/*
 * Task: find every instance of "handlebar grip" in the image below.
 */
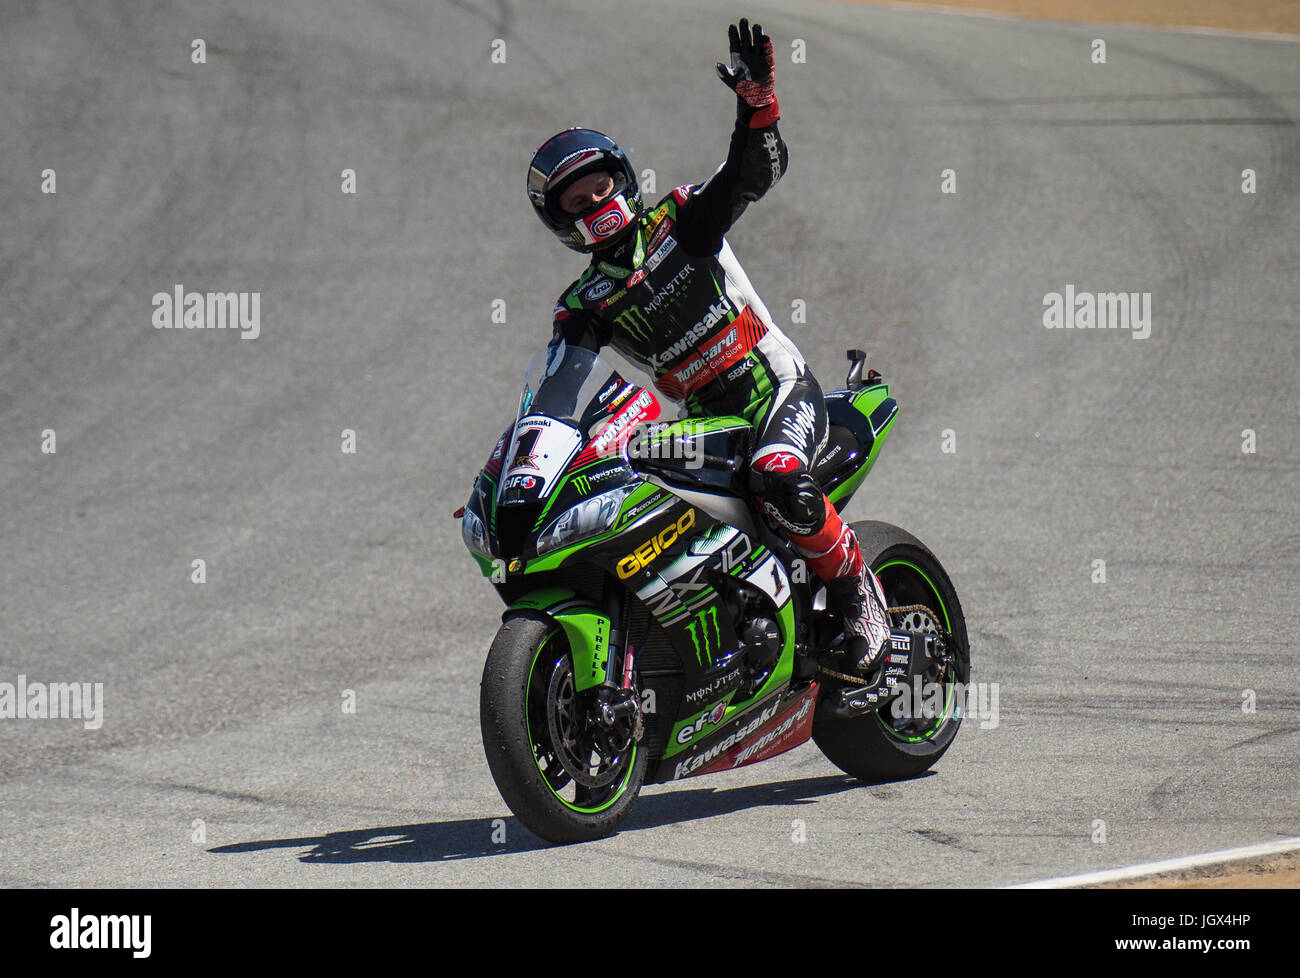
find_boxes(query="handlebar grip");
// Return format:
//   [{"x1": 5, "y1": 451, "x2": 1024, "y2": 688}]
[{"x1": 701, "y1": 454, "x2": 739, "y2": 471}]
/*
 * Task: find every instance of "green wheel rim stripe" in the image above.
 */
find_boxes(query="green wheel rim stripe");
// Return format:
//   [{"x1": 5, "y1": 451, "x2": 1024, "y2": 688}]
[
  {"x1": 524, "y1": 632, "x2": 637, "y2": 814},
  {"x1": 873, "y1": 558, "x2": 954, "y2": 743}
]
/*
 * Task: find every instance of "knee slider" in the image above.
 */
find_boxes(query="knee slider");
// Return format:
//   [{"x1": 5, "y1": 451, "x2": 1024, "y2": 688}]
[{"x1": 755, "y1": 469, "x2": 826, "y2": 536}]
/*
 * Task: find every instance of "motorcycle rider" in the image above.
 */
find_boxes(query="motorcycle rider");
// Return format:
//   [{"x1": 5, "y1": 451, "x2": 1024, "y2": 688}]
[{"x1": 526, "y1": 19, "x2": 891, "y2": 673}]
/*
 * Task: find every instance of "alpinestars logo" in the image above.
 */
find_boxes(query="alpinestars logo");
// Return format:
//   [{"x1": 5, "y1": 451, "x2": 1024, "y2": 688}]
[
  {"x1": 813, "y1": 523, "x2": 858, "y2": 579},
  {"x1": 762, "y1": 131, "x2": 783, "y2": 181},
  {"x1": 754, "y1": 452, "x2": 800, "y2": 473},
  {"x1": 763, "y1": 499, "x2": 817, "y2": 536}
]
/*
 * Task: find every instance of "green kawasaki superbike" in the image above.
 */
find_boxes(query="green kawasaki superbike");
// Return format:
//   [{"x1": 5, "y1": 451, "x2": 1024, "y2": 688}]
[{"x1": 458, "y1": 343, "x2": 969, "y2": 844}]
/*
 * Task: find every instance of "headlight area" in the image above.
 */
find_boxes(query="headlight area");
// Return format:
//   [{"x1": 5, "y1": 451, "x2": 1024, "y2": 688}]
[
  {"x1": 535, "y1": 486, "x2": 633, "y2": 557},
  {"x1": 461, "y1": 505, "x2": 492, "y2": 559}
]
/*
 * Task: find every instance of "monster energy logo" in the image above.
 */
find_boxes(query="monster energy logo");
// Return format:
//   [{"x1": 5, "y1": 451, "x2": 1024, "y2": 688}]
[
  {"x1": 685, "y1": 606, "x2": 721, "y2": 666},
  {"x1": 572, "y1": 474, "x2": 590, "y2": 494},
  {"x1": 615, "y1": 307, "x2": 654, "y2": 341}
]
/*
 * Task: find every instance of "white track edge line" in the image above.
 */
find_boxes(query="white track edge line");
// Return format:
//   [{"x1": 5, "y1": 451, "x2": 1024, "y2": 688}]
[{"x1": 1005, "y1": 836, "x2": 1300, "y2": 889}]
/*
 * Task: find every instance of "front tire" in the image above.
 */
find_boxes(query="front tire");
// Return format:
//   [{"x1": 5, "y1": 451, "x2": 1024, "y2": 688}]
[
  {"x1": 813, "y1": 521, "x2": 971, "y2": 781},
  {"x1": 480, "y1": 613, "x2": 647, "y2": 844}
]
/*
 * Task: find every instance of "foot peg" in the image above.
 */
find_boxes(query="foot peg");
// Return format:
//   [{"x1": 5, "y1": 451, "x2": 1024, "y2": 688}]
[{"x1": 819, "y1": 629, "x2": 932, "y2": 718}]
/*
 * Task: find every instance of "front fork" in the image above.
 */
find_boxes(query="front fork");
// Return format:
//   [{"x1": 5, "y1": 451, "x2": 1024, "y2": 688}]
[{"x1": 591, "y1": 581, "x2": 644, "y2": 744}]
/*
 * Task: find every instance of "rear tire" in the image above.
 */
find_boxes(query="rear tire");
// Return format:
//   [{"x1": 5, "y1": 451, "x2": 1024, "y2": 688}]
[
  {"x1": 812, "y1": 521, "x2": 971, "y2": 781},
  {"x1": 480, "y1": 613, "x2": 647, "y2": 844}
]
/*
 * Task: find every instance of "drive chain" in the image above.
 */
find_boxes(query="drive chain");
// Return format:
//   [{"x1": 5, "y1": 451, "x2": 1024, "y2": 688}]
[{"x1": 816, "y1": 604, "x2": 945, "y2": 685}]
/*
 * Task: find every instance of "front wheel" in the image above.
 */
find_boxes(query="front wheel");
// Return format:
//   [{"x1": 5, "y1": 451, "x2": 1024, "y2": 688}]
[
  {"x1": 479, "y1": 613, "x2": 647, "y2": 844},
  {"x1": 812, "y1": 521, "x2": 971, "y2": 781}
]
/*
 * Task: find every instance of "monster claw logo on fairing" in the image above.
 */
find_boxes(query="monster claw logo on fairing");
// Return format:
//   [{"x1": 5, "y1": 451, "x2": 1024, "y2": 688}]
[{"x1": 684, "y1": 605, "x2": 721, "y2": 666}]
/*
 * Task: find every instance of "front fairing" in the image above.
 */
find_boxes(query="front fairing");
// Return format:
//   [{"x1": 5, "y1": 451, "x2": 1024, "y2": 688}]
[{"x1": 464, "y1": 343, "x2": 662, "y2": 569}]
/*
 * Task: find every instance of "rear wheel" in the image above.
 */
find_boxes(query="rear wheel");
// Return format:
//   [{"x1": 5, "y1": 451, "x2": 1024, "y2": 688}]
[
  {"x1": 812, "y1": 521, "x2": 971, "y2": 781},
  {"x1": 480, "y1": 613, "x2": 647, "y2": 844}
]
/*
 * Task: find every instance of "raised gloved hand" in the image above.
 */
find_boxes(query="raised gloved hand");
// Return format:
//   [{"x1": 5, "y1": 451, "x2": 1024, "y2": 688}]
[{"x1": 715, "y1": 18, "x2": 775, "y2": 109}]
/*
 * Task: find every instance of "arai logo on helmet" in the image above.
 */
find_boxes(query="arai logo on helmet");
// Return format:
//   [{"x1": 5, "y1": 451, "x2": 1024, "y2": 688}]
[{"x1": 584, "y1": 279, "x2": 614, "y2": 301}]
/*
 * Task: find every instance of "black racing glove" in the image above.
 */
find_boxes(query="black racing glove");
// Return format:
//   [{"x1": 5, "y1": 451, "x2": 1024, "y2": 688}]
[{"x1": 715, "y1": 18, "x2": 776, "y2": 111}]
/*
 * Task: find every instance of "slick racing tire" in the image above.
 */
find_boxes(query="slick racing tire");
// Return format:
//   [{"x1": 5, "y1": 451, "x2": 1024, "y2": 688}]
[
  {"x1": 480, "y1": 613, "x2": 648, "y2": 845},
  {"x1": 812, "y1": 521, "x2": 971, "y2": 782}
]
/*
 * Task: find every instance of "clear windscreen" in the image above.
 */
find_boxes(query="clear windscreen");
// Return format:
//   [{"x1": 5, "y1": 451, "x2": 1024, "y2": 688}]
[
  {"x1": 498, "y1": 342, "x2": 653, "y2": 506},
  {"x1": 516, "y1": 341, "x2": 620, "y2": 426}
]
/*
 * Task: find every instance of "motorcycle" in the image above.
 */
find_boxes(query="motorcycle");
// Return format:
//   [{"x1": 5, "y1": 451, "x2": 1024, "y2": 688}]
[{"x1": 458, "y1": 342, "x2": 969, "y2": 844}]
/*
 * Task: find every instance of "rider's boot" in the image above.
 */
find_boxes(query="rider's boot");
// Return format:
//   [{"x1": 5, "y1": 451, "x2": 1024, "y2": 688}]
[
  {"x1": 825, "y1": 564, "x2": 891, "y2": 674},
  {"x1": 790, "y1": 499, "x2": 891, "y2": 674}
]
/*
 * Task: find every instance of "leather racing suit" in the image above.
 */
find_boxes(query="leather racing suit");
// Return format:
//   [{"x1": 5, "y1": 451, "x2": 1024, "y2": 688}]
[{"x1": 548, "y1": 100, "x2": 871, "y2": 612}]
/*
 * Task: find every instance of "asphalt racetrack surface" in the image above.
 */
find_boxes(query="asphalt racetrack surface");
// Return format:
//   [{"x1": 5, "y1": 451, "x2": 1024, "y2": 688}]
[{"x1": 2, "y1": 0, "x2": 1297, "y2": 887}]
